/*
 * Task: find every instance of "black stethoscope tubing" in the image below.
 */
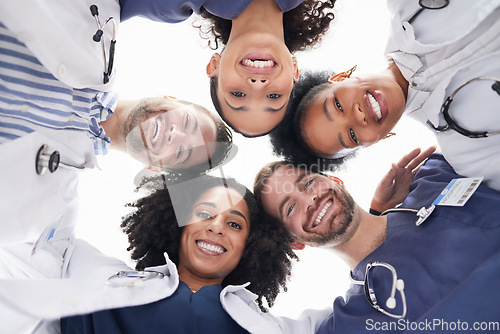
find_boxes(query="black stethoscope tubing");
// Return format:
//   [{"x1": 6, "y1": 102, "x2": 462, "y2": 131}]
[
  {"x1": 427, "y1": 77, "x2": 500, "y2": 138},
  {"x1": 408, "y1": 0, "x2": 449, "y2": 24},
  {"x1": 90, "y1": 5, "x2": 116, "y2": 84}
]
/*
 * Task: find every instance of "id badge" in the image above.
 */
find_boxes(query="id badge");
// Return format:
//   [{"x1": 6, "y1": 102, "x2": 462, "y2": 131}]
[{"x1": 416, "y1": 177, "x2": 483, "y2": 226}]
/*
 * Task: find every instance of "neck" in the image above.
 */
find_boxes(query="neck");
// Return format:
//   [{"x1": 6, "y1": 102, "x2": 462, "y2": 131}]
[
  {"x1": 99, "y1": 99, "x2": 132, "y2": 151},
  {"x1": 330, "y1": 209, "x2": 387, "y2": 271},
  {"x1": 178, "y1": 267, "x2": 223, "y2": 292},
  {"x1": 386, "y1": 61, "x2": 409, "y2": 99},
  {"x1": 229, "y1": 0, "x2": 284, "y2": 41}
]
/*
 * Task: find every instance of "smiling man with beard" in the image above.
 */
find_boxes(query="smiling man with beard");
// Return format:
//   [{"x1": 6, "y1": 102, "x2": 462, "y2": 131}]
[
  {"x1": 101, "y1": 96, "x2": 231, "y2": 173},
  {"x1": 254, "y1": 150, "x2": 500, "y2": 333}
]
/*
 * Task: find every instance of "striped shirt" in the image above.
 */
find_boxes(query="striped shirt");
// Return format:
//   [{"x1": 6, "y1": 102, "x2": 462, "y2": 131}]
[{"x1": 0, "y1": 22, "x2": 118, "y2": 155}]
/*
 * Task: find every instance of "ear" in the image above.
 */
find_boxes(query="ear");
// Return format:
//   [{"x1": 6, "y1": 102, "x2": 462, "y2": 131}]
[
  {"x1": 290, "y1": 240, "x2": 306, "y2": 250},
  {"x1": 292, "y1": 56, "x2": 299, "y2": 82},
  {"x1": 206, "y1": 53, "x2": 221, "y2": 78}
]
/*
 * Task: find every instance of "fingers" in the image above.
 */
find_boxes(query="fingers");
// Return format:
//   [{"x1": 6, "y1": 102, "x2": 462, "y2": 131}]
[
  {"x1": 396, "y1": 147, "x2": 421, "y2": 169},
  {"x1": 411, "y1": 146, "x2": 437, "y2": 175},
  {"x1": 397, "y1": 146, "x2": 437, "y2": 171},
  {"x1": 378, "y1": 163, "x2": 398, "y2": 187}
]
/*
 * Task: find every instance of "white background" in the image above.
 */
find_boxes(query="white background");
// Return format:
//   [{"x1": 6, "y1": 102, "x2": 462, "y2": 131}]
[{"x1": 76, "y1": 0, "x2": 438, "y2": 318}]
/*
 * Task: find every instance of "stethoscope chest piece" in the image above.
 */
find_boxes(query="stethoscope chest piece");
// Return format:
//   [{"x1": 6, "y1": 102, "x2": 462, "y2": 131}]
[
  {"x1": 419, "y1": 0, "x2": 449, "y2": 9},
  {"x1": 36, "y1": 145, "x2": 60, "y2": 175}
]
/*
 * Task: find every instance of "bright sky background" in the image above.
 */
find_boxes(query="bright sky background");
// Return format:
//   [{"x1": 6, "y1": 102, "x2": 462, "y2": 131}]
[{"x1": 76, "y1": 0, "x2": 438, "y2": 318}]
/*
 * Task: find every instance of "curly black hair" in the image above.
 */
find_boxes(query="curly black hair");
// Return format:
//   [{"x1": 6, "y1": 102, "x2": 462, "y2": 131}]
[
  {"x1": 196, "y1": 0, "x2": 336, "y2": 53},
  {"x1": 269, "y1": 70, "x2": 356, "y2": 172},
  {"x1": 121, "y1": 175, "x2": 297, "y2": 312}
]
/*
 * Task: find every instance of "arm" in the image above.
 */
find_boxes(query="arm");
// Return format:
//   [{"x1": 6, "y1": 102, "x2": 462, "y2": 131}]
[{"x1": 370, "y1": 146, "x2": 436, "y2": 214}]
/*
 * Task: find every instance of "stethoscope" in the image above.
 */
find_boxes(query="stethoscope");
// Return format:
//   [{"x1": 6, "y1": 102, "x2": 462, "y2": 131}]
[
  {"x1": 348, "y1": 203, "x2": 441, "y2": 319},
  {"x1": 427, "y1": 77, "x2": 500, "y2": 138},
  {"x1": 90, "y1": 5, "x2": 116, "y2": 84},
  {"x1": 106, "y1": 270, "x2": 165, "y2": 288},
  {"x1": 407, "y1": 0, "x2": 449, "y2": 24},
  {"x1": 35, "y1": 145, "x2": 86, "y2": 175},
  {"x1": 350, "y1": 262, "x2": 407, "y2": 319}
]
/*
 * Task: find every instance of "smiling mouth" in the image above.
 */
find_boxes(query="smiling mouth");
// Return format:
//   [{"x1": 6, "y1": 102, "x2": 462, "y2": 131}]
[
  {"x1": 367, "y1": 92, "x2": 382, "y2": 122},
  {"x1": 313, "y1": 200, "x2": 333, "y2": 228},
  {"x1": 240, "y1": 54, "x2": 277, "y2": 74},
  {"x1": 241, "y1": 58, "x2": 276, "y2": 68},
  {"x1": 196, "y1": 241, "x2": 226, "y2": 254}
]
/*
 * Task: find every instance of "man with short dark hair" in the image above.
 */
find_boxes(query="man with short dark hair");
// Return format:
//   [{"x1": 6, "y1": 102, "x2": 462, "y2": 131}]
[{"x1": 254, "y1": 151, "x2": 500, "y2": 333}]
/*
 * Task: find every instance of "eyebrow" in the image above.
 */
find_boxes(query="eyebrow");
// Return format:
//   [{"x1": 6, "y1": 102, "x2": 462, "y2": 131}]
[
  {"x1": 224, "y1": 98, "x2": 286, "y2": 113},
  {"x1": 230, "y1": 210, "x2": 249, "y2": 224},
  {"x1": 324, "y1": 97, "x2": 349, "y2": 149},
  {"x1": 194, "y1": 202, "x2": 249, "y2": 224},
  {"x1": 224, "y1": 98, "x2": 249, "y2": 112},
  {"x1": 179, "y1": 146, "x2": 193, "y2": 165},
  {"x1": 191, "y1": 116, "x2": 199, "y2": 135},
  {"x1": 338, "y1": 133, "x2": 349, "y2": 149},
  {"x1": 278, "y1": 171, "x2": 308, "y2": 221},
  {"x1": 323, "y1": 98, "x2": 334, "y2": 121}
]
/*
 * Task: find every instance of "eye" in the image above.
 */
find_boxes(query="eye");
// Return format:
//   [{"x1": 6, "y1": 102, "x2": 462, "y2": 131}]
[
  {"x1": 184, "y1": 114, "x2": 190, "y2": 129},
  {"x1": 228, "y1": 221, "x2": 242, "y2": 230},
  {"x1": 267, "y1": 93, "x2": 281, "y2": 99},
  {"x1": 176, "y1": 145, "x2": 183, "y2": 159},
  {"x1": 304, "y1": 178, "x2": 314, "y2": 190},
  {"x1": 349, "y1": 129, "x2": 358, "y2": 144},
  {"x1": 231, "y1": 92, "x2": 246, "y2": 98},
  {"x1": 286, "y1": 204, "x2": 295, "y2": 217},
  {"x1": 196, "y1": 211, "x2": 212, "y2": 220},
  {"x1": 334, "y1": 97, "x2": 343, "y2": 112}
]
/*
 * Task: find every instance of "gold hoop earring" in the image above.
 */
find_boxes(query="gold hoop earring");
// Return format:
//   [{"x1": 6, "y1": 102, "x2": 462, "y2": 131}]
[{"x1": 384, "y1": 132, "x2": 396, "y2": 140}]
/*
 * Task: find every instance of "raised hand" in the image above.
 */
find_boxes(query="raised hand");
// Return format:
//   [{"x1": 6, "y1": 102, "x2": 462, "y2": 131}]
[{"x1": 370, "y1": 146, "x2": 437, "y2": 214}]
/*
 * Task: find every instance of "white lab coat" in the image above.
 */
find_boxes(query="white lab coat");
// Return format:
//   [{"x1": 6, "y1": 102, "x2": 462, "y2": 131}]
[
  {"x1": 386, "y1": 0, "x2": 500, "y2": 190},
  {"x1": 0, "y1": 0, "x2": 120, "y2": 90},
  {"x1": 0, "y1": 131, "x2": 97, "y2": 282},
  {"x1": 0, "y1": 239, "x2": 331, "y2": 334}
]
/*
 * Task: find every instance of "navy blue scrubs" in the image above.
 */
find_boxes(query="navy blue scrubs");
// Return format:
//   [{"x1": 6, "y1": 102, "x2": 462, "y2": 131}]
[
  {"x1": 61, "y1": 281, "x2": 248, "y2": 334},
  {"x1": 317, "y1": 154, "x2": 500, "y2": 333}
]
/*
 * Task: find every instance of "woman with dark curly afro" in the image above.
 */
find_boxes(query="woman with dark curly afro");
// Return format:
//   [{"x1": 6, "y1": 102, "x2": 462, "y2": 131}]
[
  {"x1": 201, "y1": 0, "x2": 336, "y2": 137},
  {"x1": 59, "y1": 175, "x2": 331, "y2": 334}
]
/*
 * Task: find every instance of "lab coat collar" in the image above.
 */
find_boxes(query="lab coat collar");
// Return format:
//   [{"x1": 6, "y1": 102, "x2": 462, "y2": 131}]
[{"x1": 0, "y1": 240, "x2": 179, "y2": 319}]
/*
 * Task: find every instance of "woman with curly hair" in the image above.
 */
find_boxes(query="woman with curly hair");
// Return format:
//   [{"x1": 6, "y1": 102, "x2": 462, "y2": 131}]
[
  {"x1": 267, "y1": 0, "x2": 500, "y2": 192},
  {"x1": 202, "y1": 0, "x2": 336, "y2": 137},
  {"x1": 52, "y1": 175, "x2": 329, "y2": 333}
]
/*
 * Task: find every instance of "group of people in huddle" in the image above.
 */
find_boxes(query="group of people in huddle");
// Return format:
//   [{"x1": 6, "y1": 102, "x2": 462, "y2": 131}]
[{"x1": 1, "y1": 0, "x2": 500, "y2": 333}]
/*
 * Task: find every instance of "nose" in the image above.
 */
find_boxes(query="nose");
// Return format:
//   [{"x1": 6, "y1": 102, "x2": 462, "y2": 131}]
[
  {"x1": 207, "y1": 215, "x2": 224, "y2": 235},
  {"x1": 353, "y1": 105, "x2": 367, "y2": 126},
  {"x1": 247, "y1": 77, "x2": 269, "y2": 88},
  {"x1": 305, "y1": 193, "x2": 319, "y2": 214},
  {"x1": 167, "y1": 124, "x2": 186, "y2": 144}
]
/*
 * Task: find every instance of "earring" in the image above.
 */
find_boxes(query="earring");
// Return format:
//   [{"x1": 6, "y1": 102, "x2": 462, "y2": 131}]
[
  {"x1": 290, "y1": 240, "x2": 306, "y2": 250},
  {"x1": 328, "y1": 65, "x2": 357, "y2": 83},
  {"x1": 327, "y1": 175, "x2": 344, "y2": 186},
  {"x1": 384, "y1": 132, "x2": 396, "y2": 140}
]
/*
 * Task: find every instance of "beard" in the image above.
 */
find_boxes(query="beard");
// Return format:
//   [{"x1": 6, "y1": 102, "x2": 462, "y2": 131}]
[
  {"x1": 301, "y1": 187, "x2": 355, "y2": 247},
  {"x1": 123, "y1": 101, "x2": 159, "y2": 165}
]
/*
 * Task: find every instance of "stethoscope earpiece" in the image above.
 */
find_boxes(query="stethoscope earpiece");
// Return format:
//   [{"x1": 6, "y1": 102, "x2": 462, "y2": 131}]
[{"x1": 89, "y1": 4, "x2": 116, "y2": 84}]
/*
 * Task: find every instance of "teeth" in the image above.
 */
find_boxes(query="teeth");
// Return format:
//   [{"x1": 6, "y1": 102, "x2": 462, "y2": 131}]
[
  {"x1": 152, "y1": 117, "x2": 160, "y2": 141},
  {"x1": 368, "y1": 93, "x2": 382, "y2": 121},
  {"x1": 242, "y1": 59, "x2": 274, "y2": 68},
  {"x1": 315, "y1": 201, "x2": 332, "y2": 226},
  {"x1": 197, "y1": 241, "x2": 224, "y2": 254}
]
